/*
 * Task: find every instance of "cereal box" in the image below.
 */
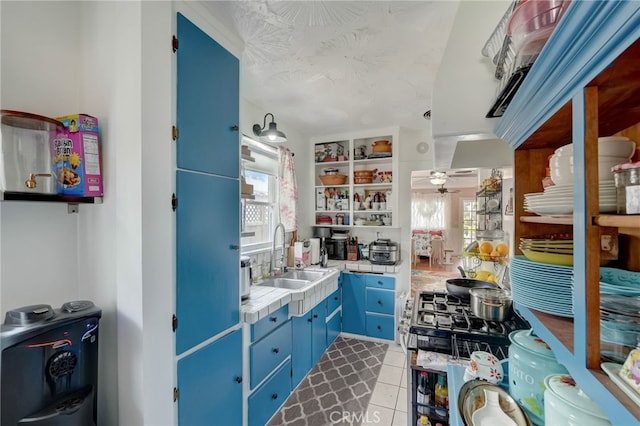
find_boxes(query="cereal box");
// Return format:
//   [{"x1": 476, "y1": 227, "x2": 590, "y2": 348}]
[{"x1": 53, "y1": 114, "x2": 103, "y2": 196}]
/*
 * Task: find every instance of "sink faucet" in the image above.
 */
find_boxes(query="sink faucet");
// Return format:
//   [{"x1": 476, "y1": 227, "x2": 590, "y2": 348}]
[{"x1": 271, "y1": 223, "x2": 287, "y2": 276}]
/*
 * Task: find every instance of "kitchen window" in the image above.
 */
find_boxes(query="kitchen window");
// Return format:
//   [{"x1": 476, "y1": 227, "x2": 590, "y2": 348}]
[
  {"x1": 241, "y1": 137, "x2": 278, "y2": 252},
  {"x1": 461, "y1": 198, "x2": 477, "y2": 251}
]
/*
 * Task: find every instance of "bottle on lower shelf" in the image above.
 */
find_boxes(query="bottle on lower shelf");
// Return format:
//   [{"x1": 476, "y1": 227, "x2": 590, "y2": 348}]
[{"x1": 416, "y1": 371, "x2": 432, "y2": 416}]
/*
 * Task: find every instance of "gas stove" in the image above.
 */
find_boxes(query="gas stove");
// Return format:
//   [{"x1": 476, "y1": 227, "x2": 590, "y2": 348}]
[{"x1": 408, "y1": 291, "x2": 529, "y2": 360}]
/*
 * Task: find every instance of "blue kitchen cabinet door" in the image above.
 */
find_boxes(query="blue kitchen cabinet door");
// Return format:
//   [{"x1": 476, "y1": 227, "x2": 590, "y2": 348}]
[
  {"x1": 291, "y1": 312, "x2": 313, "y2": 388},
  {"x1": 311, "y1": 301, "x2": 328, "y2": 366},
  {"x1": 342, "y1": 273, "x2": 366, "y2": 335},
  {"x1": 175, "y1": 170, "x2": 239, "y2": 354},
  {"x1": 176, "y1": 13, "x2": 239, "y2": 178},
  {"x1": 326, "y1": 312, "x2": 341, "y2": 347},
  {"x1": 177, "y1": 329, "x2": 242, "y2": 425}
]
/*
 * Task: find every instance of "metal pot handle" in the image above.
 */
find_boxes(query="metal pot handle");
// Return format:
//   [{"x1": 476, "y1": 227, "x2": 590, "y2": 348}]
[{"x1": 481, "y1": 300, "x2": 505, "y2": 308}]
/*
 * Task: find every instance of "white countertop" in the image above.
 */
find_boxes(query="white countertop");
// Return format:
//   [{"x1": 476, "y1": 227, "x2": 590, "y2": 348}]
[
  {"x1": 241, "y1": 268, "x2": 341, "y2": 323},
  {"x1": 325, "y1": 259, "x2": 402, "y2": 274}
]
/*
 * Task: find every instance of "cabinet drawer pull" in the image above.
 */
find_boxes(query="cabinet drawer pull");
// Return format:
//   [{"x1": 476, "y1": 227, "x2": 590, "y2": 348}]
[
  {"x1": 377, "y1": 280, "x2": 383, "y2": 285},
  {"x1": 307, "y1": 318, "x2": 313, "y2": 323},
  {"x1": 235, "y1": 376, "x2": 242, "y2": 383},
  {"x1": 377, "y1": 325, "x2": 382, "y2": 330},
  {"x1": 272, "y1": 347, "x2": 280, "y2": 354},
  {"x1": 229, "y1": 244, "x2": 240, "y2": 251},
  {"x1": 313, "y1": 314, "x2": 318, "y2": 318},
  {"x1": 272, "y1": 393, "x2": 278, "y2": 400},
  {"x1": 377, "y1": 300, "x2": 382, "y2": 305},
  {"x1": 334, "y1": 296, "x2": 339, "y2": 300},
  {"x1": 269, "y1": 317, "x2": 277, "y2": 322}
]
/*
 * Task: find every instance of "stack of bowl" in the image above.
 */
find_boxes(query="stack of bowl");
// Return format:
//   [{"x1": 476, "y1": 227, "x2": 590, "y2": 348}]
[{"x1": 550, "y1": 136, "x2": 636, "y2": 185}]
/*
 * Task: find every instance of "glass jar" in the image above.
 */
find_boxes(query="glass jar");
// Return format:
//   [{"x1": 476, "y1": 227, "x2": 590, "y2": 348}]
[{"x1": 613, "y1": 161, "x2": 640, "y2": 214}]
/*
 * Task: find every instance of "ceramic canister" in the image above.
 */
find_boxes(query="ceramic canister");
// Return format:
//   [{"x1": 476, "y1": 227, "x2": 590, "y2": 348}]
[
  {"x1": 543, "y1": 374, "x2": 611, "y2": 425},
  {"x1": 508, "y1": 330, "x2": 569, "y2": 425}
]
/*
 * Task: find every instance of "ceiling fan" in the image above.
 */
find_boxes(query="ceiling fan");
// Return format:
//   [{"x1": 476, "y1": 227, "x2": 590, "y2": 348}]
[{"x1": 433, "y1": 183, "x2": 461, "y2": 194}]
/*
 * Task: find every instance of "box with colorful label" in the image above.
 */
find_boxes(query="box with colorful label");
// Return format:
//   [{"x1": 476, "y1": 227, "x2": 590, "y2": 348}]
[{"x1": 53, "y1": 114, "x2": 103, "y2": 196}]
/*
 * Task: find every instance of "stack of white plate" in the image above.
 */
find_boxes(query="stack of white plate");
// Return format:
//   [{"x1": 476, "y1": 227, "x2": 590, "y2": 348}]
[
  {"x1": 524, "y1": 180, "x2": 617, "y2": 216},
  {"x1": 510, "y1": 256, "x2": 573, "y2": 317}
]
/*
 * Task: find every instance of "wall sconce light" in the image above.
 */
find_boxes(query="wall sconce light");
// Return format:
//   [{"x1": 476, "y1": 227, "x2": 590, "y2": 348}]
[{"x1": 252, "y1": 113, "x2": 287, "y2": 143}]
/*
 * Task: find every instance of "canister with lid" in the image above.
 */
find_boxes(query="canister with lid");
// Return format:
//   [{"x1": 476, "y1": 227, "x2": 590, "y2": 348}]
[
  {"x1": 613, "y1": 161, "x2": 640, "y2": 214},
  {"x1": 543, "y1": 374, "x2": 611, "y2": 425},
  {"x1": 508, "y1": 329, "x2": 568, "y2": 425}
]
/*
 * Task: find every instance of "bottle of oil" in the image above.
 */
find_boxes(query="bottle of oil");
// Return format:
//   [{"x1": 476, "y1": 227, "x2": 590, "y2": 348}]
[{"x1": 434, "y1": 375, "x2": 449, "y2": 410}]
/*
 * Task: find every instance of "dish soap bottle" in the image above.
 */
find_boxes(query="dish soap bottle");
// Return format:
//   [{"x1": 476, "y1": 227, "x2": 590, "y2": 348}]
[{"x1": 416, "y1": 371, "x2": 431, "y2": 416}]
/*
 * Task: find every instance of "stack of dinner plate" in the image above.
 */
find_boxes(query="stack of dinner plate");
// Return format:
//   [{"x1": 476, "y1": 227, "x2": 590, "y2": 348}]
[
  {"x1": 519, "y1": 234, "x2": 573, "y2": 266},
  {"x1": 510, "y1": 255, "x2": 573, "y2": 317},
  {"x1": 524, "y1": 180, "x2": 617, "y2": 216}
]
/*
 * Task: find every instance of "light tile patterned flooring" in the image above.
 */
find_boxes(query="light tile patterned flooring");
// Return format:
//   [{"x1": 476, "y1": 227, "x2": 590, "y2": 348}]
[{"x1": 270, "y1": 337, "x2": 408, "y2": 426}]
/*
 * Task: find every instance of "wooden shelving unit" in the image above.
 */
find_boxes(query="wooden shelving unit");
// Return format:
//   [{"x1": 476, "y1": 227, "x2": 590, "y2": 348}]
[{"x1": 494, "y1": 3, "x2": 640, "y2": 423}]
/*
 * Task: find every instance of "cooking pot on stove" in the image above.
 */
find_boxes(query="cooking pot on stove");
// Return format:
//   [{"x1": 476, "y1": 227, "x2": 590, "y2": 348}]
[
  {"x1": 508, "y1": 329, "x2": 569, "y2": 426},
  {"x1": 469, "y1": 288, "x2": 513, "y2": 321},
  {"x1": 446, "y1": 278, "x2": 495, "y2": 300}
]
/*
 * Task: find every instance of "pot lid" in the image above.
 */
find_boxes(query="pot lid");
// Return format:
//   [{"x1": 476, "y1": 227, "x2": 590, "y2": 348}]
[
  {"x1": 509, "y1": 330, "x2": 557, "y2": 359},
  {"x1": 544, "y1": 374, "x2": 609, "y2": 419}
]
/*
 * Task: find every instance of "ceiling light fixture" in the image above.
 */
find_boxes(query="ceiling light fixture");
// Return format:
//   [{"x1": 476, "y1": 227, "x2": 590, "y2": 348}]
[
  {"x1": 430, "y1": 177, "x2": 447, "y2": 185},
  {"x1": 252, "y1": 113, "x2": 287, "y2": 143}
]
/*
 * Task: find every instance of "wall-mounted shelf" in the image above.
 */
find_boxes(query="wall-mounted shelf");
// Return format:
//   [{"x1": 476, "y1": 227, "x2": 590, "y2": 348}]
[{"x1": 0, "y1": 191, "x2": 103, "y2": 204}]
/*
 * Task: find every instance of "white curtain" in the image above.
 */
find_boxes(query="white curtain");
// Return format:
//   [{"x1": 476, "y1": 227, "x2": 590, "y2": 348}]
[
  {"x1": 278, "y1": 146, "x2": 297, "y2": 231},
  {"x1": 411, "y1": 191, "x2": 451, "y2": 229}
]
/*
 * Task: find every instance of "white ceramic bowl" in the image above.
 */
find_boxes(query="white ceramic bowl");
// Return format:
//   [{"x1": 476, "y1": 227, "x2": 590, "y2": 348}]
[
  {"x1": 550, "y1": 153, "x2": 630, "y2": 184},
  {"x1": 554, "y1": 137, "x2": 636, "y2": 158}
]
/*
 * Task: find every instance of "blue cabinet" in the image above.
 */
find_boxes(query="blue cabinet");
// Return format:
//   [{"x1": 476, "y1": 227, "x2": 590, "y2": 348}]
[
  {"x1": 311, "y1": 301, "x2": 328, "y2": 366},
  {"x1": 250, "y1": 320, "x2": 292, "y2": 389},
  {"x1": 177, "y1": 329, "x2": 242, "y2": 426},
  {"x1": 342, "y1": 273, "x2": 366, "y2": 335},
  {"x1": 175, "y1": 170, "x2": 239, "y2": 354},
  {"x1": 343, "y1": 272, "x2": 395, "y2": 341},
  {"x1": 176, "y1": 12, "x2": 239, "y2": 178},
  {"x1": 248, "y1": 360, "x2": 291, "y2": 426},
  {"x1": 175, "y1": 13, "x2": 242, "y2": 423},
  {"x1": 291, "y1": 312, "x2": 313, "y2": 388},
  {"x1": 326, "y1": 288, "x2": 342, "y2": 347}
]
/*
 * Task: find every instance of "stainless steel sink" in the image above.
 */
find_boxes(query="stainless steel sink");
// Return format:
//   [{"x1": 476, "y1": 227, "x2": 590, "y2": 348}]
[
  {"x1": 261, "y1": 277, "x2": 311, "y2": 290},
  {"x1": 281, "y1": 270, "x2": 326, "y2": 281}
]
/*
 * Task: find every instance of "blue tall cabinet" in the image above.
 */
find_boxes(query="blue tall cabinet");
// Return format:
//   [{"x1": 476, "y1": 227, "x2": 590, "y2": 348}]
[{"x1": 174, "y1": 12, "x2": 242, "y2": 425}]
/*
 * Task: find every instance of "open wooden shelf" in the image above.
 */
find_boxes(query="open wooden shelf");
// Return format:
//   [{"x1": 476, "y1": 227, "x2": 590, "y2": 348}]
[{"x1": 520, "y1": 215, "x2": 573, "y2": 225}]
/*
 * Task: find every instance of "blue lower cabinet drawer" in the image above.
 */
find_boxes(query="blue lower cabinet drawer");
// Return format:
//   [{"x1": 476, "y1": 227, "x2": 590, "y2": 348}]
[
  {"x1": 366, "y1": 313, "x2": 394, "y2": 340},
  {"x1": 365, "y1": 275, "x2": 395, "y2": 290},
  {"x1": 250, "y1": 320, "x2": 292, "y2": 388},
  {"x1": 251, "y1": 305, "x2": 289, "y2": 342},
  {"x1": 327, "y1": 288, "x2": 341, "y2": 314},
  {"x1": 365, "y1": 288, "x2": 394, "y2": 315},
  {"x1": 248, "y1": 360, "x2": 292, "y2": 426}
]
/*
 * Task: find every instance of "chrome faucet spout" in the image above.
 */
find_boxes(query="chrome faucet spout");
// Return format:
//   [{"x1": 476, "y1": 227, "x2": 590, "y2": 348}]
[{"x1": 271, "y1": 223, "x2": 287, "y2": 276}]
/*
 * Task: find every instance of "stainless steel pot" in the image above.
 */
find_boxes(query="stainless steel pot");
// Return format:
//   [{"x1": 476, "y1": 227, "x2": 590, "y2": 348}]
[{"x1": 468, "y1": 287, "x2": 512, "y2": 321}]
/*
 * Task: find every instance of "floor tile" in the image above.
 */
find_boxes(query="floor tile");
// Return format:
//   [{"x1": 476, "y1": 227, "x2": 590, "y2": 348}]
[
  {"x1": 383, "y1": 349, "x2": 406, "y2": 368},
  {"x1": 387, "y1": 343, "x2": 404, "y2": 353},
  {"x1": 363, "y1": 404, "x2": 394, "y2": 425},
  {"x1": 391, "y1": 410, "x2": 408, "y2": 426},
  {"x1": 377, "y1": 364, "x2": 404, "y2": 387},
  {"x1": 395, "y1": 386, "x2": 408, "y2": 412},
  {"x1": 369, "y1": 382, "x2": 400, "y2": 409}
]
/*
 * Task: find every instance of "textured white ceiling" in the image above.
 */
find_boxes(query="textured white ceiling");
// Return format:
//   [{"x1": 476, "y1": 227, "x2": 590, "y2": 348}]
[{"x1": 200, "y1": 1, "x2": 459, "y2": 136}]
